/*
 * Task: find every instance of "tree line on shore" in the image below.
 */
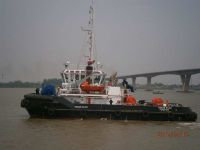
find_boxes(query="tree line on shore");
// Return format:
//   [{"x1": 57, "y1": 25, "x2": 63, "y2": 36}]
[
  {"x1": 0, "y1": 78, "x2": 62, "y2": 88},
  {"x1": 0, "y1": 78, "x2": 200, "y2": 90}
]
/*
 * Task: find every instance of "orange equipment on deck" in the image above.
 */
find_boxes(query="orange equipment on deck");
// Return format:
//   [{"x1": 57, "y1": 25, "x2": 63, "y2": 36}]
[
  {"x1": 125, "y1": 96, "x2": 136, "y2": 105},
  {"x1": 80, "y1": 81, "x2": 105, "y2": 93},
  {"x1": 152, "y1": 97, "x2": 164, "y2": 106}
]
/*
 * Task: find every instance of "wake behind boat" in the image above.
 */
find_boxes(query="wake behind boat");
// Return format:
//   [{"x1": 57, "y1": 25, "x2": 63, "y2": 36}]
[{"x1": 21, "y1": 1, "x2": 197, "y2": 121}]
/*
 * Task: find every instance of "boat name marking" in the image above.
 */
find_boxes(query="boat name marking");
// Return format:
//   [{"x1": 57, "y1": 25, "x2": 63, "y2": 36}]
[{"x1": 74, "y1": 106, "x2": 88, "y2": 109}]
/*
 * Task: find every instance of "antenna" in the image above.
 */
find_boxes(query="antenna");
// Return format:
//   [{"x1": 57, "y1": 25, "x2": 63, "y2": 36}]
[{"x1": 81, "y1": 0, "x2": 95, "y2": 63}]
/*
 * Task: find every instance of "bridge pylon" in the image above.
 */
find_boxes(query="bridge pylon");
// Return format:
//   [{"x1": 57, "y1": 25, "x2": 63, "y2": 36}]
[
  {"x1": 146, "y1": 76, "x2": 152, "y2": 91},
  {"x1": 180, "y1": 74, "x2": 191, "y2": 92},
  {"x1": 131, "y1": 77, "x2": 136, "y2": 90}
]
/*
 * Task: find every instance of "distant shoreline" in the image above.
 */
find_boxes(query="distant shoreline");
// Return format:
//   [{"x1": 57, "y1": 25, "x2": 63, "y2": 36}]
[
  {"x1": 0, "y1": 78, "x2": 62, "y2": 88},
  {"x1": 0, "y1": 79, "x2": 200, "y2": 90},
  {"x1": 0, "y1": 81, "x2": 41, "y2": 88}
]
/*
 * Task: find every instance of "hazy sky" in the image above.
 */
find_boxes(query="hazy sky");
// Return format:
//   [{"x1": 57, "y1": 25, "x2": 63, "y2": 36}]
[{"x1": 1, "y1": 0, "x2": 200, "y2": 84}]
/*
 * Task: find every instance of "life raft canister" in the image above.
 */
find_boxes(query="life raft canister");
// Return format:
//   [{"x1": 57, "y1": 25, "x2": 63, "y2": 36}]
[
  {"x1": 125, "y1": 96, "x2": 136, "y2": 105},
  {"x1": 151, "y1": 97, "x2": 164, "y2": 106}
]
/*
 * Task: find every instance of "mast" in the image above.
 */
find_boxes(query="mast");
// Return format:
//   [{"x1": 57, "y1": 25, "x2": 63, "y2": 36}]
[
  {"x1": 82, "y1": 0, "x2": 95, "y2": 65},
  {"x1": 88, "y1": 0, "x2": 94, "y2": 60}
]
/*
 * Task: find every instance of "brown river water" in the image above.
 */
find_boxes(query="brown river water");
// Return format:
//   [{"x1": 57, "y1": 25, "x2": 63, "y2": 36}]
[{"x1": 0, "y1": 88, "x2": 200, "y2": 150}]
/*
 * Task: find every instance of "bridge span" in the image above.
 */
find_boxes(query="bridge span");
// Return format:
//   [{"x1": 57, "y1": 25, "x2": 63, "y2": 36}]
[{"x1": 117, "y1": 68, "x2": 200, "y2": 92}]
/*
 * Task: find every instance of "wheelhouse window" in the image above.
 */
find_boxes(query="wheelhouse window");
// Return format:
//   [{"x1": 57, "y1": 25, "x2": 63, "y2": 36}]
[
  {"x1": 75, "y1": 73, "x2": 79, "y2": 80},
  {"x1": 65, "y1": 74, "x2": 68, "y2": 83},
  {"x1": 94, "y1": 75, "x2": 101, "y2": 84}
]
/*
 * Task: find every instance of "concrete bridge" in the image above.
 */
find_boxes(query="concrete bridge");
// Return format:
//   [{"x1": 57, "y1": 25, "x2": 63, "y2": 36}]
[{"x1": 117, "y1": 68, "x2": 200, "y2": 92}]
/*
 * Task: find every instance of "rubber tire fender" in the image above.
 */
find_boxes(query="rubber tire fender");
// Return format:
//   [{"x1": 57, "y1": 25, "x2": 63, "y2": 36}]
[
  {"x1": 80, "y1": 110, "x2": 87, "y2": 118},
  {"x1": 22, "y1": 99, "x2": 29, "y2": 107},
  {"x1": 114, "y1": 111, "x2": 121, "y2": 118},
  {"x1": 142, "y1": 111, "x2": 149, "y2": 119},
  {"x1": 47, "y1": 107, "x2": 55, "y2": 117},
  {"x1": 168, "y1": 113, "x2": 174, "y2": 120}
]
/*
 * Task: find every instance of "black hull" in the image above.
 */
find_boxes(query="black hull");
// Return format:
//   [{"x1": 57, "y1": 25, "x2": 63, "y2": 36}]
[{"x1": 21, "y1": 94, "x2": 197, "y2": 121}]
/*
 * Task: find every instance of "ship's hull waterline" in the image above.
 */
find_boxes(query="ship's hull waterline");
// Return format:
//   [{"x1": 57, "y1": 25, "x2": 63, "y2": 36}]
[{"x1": 21, "y1": 94, "x2": 197, "y2": 121}]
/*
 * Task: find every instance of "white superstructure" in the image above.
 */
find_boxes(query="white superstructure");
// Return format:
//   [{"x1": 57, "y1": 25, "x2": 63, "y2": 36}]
[{"x1": 58, "y1": 0, "x2": 131, "y2": 105}]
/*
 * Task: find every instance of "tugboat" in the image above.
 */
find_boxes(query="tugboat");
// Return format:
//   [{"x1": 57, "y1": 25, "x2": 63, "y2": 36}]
[{"x1": 21, "y1": 1, "x2": 197, "y2": 121}]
